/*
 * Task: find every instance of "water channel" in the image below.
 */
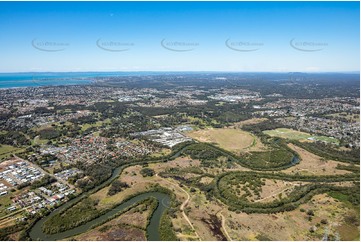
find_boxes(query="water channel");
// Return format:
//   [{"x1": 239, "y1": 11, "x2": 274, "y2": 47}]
[{"x1": 29, "y1": 192, "x2": 170, "y2": 241}]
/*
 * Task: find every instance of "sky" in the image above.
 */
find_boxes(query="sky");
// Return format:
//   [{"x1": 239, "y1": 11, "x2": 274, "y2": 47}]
[{"x1": 0, "y1": 1, "x2": 359, "y2": 72}]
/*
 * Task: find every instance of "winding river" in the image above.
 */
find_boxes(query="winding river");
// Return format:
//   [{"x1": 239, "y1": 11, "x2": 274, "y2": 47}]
[
  {"x1": 29, "y1": 192, "x2": 170, "y2": 241},
  {"x1": 27, "y1": 142, "x2": 300, "y2": 240},
  {"x1": 27, "y1": 145, "x2": 189, "y2": 241}
]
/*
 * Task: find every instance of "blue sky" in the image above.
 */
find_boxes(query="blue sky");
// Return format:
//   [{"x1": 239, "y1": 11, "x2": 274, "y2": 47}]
[{"x1": 0, "y1": 1, "x2": 359, "y2": 72}]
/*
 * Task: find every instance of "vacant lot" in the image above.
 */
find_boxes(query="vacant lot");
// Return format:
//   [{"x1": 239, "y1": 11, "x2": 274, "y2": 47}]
[
  {"x1": 187, "y1": 128, "x2": 259, "y2": 153},
  {"x1": 263, "y1": 128, "x2": 339, "y2": 145},
  {"x1": 151, "y1": 156, "x2": 201, "y2": 174},
  {"x1": 285, "y1": 144, "x2": 354, "y2": 176}
]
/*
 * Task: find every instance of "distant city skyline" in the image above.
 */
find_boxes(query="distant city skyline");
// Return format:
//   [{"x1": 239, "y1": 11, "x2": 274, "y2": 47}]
[{"x1": 0, "y1": 1, "x2": 359, "y2": 72}]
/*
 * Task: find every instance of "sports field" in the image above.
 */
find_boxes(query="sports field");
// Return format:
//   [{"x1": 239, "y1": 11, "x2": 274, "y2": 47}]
[{"x1": 263, "y1": 128, "x2": 339, "y2": 145}]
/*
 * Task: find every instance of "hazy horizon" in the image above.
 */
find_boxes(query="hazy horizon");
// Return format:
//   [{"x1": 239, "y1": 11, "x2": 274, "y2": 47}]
[{"x1": 0, "y1": 70, "x2": 360, "y2": 74}]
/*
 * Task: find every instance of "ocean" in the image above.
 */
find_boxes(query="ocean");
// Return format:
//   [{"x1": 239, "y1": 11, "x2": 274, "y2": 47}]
[{"x1": 0, "y1": 72, "x2": 161, "y2": 89}]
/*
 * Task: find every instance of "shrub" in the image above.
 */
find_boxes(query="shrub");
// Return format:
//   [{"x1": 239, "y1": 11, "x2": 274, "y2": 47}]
[
  {"x1": 140, "y1": 168, "x2": 155, "y2": 177},
  {"x1": 107, "y1": 180, "x2": 129, "y2": 196}
]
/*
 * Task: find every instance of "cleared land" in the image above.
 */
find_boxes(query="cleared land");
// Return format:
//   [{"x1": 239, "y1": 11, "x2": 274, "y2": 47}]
[
  {"x1": 263, "y1": 128, "x2": 339, "y2": 145},
  {"x1": 187, "y1": 128, "x2": 264, "y2": 153},
  {"x1": 232, "y1": 118, "x2": 268, "y2": 128},
  {"x1": 285, "y1": 144, "x2": 355, "y2": 176}
]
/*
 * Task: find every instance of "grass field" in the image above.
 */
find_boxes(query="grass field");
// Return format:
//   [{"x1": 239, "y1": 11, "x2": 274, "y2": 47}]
[
  {"x1": 263, "y1": 128, "x2": 339, "y2": 145},
  {"x1": 325, "y1": 112, "x2": 360, "y2": 123},
  {"x1": 187, "y1": 128, "x2": 255, "y2": 153},
  {"x1": 0, "y1": 194, "x2": 13, "y2": 217},
  {"x1": 0, "y1": 145, "x2": 24, "y2": 160},
  {"x1": 232, "y1": 118, "x2": 268, "y2": 128},
  {"x1": 81, "y1": 119, "x2": 111, "y2": 132},
  {"x1": 31, "y1": 136, "x2": 48, "y2": 146},
  {"x1": 150, "y1": 148, "x2": 172, "y2": 158},
  {"x1": 186, "y1": 115, "x2": 209, "y2": 126},
  {"x1": 0, "y1": 189, "x2": 24, "y2": 218}
]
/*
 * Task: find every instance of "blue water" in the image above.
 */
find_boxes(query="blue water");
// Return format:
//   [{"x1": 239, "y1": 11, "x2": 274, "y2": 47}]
[{"x1": 0, "y1": 72, "x2": 163, "y2": 89}]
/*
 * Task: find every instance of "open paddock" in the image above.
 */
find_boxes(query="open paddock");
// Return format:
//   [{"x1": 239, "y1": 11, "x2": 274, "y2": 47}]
[
  {"x1": 187, "y1": 128, "x2": 264, "y2": 154},
  {"x1": 285, "y1": 144, "x2": 356, "y2": 176}
]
